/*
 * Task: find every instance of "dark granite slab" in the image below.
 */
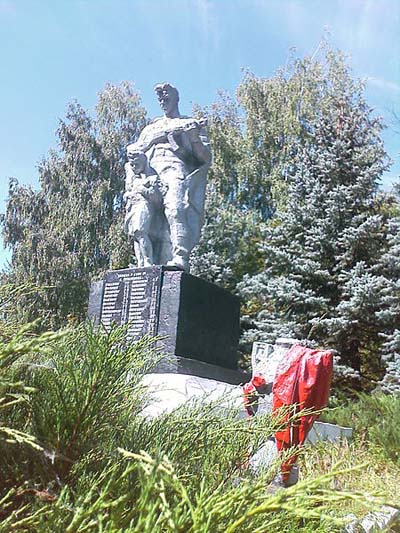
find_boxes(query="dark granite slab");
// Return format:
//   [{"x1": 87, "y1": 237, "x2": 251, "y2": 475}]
[{"x1": 88, "y1": 267, "x2": 240, "y2": 370}]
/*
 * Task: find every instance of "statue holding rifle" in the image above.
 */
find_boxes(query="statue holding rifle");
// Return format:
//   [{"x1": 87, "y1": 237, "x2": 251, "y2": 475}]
[{"x1": 125, "y1": 83, "x2": 212, "y2": 272}]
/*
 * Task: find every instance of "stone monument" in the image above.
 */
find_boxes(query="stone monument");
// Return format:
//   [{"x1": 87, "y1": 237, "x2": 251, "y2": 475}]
[
  {"x1": 125, "y1": 82, "x2": 211, "y2": 272},
  {"x1": 88, "y1": 83, "x2": 245, "y2": 388}
]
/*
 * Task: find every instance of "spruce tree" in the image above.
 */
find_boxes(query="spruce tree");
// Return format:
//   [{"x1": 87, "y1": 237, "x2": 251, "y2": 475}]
[
  {"x1": 377, "y1": 190, "x2": 400, "y2": 393},
  {"x1": 239, "y1": 60, "x2": 391, "y2": 385}
]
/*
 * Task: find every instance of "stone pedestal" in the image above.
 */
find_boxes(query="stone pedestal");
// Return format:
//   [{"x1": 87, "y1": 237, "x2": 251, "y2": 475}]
[
  {"x1": 154, "y1": 356, "x2": 248, "y2": 385},
  {"x1": 88, "y1": 266, "x2": 240, "y2": 372}
]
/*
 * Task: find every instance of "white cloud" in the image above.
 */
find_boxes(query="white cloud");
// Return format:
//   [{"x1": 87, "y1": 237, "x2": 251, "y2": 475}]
[
  {"x1": 368, "y1": 77, "x2": 400, "y2": 93},
  {"x1": 194, "y1": 0, "x2": 220, "y2": 51}
]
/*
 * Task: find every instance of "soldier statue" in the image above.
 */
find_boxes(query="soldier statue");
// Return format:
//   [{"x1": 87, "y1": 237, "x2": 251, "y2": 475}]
[{"x1": 125, "y1": 83, "x2": 211, "y2": 272}]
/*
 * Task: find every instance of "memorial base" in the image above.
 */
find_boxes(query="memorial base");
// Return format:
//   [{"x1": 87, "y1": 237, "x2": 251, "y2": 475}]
[
  {"x1": 140, "y1": 373, "x2": 247, "y2": 419},
  {"x1": 88, "y1": 266, "x2": 240, "y2": 375},
  {"x1": 154, "y1": 355, "x2": 249, "y2": 385}
]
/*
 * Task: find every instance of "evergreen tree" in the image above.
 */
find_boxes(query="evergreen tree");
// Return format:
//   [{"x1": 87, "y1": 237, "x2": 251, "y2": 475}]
[
  {"x1": 190, "y1": 197, "x2": 265, "y2": 291},
  {"x1": 239, "y1": 61, "x2": 391, "y2": 386},
  {"x1": 377, "y1": 188, "x2": 400, "y2": 393},
  {"x1": 2, "y1": 83, "x2": 146, "y2": 325},
  {"x1": 190, "y1": 93, "x2": 266, "y2": 289}
]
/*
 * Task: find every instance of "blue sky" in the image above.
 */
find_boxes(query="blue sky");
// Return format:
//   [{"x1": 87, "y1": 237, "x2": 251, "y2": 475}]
[{"x1": 1, "y1": 0, "x2": 399, "y2": 267}]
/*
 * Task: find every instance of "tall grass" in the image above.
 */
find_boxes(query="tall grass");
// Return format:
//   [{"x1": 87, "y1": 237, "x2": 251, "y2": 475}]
[
  {"x1": 0, "y1": 322, "x2": 397, "y2": 531},
  {"x1": 324, "y1": 393, "x2": 400, "y2": 465},
  {"x1": 22, "y1": 451, "x2": 378, "y2": 533}
]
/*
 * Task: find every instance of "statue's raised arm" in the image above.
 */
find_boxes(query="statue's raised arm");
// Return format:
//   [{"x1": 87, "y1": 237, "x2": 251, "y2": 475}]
[{"x1": 125, "y1": 83, "x2": 212, "y2": 272}]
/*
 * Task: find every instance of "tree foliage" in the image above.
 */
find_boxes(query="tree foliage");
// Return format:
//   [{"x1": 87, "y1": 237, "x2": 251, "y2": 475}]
[
  {"x1": 377, "y1": 206, "x2": 400, "y2": 393},
  {"x1": 238, "y1": 51, "x2": 397, "y2": 387},
  {"x1": 193, "y1": 47, "x2": 392, "y2": 292},
  {"x1": 203, "y1": 47, "x2": 366, "y2": 217},
  {"x1": 2, "y1": 83, "x2": 146, "y2": 325}
]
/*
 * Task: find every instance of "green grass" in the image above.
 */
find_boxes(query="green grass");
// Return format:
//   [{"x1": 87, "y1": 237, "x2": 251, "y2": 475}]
[
  {"x1": 0, "y1": 322, "x2": 399, "y2": 531},
  {"x1": 323, "y1": 393, "x2": 400, "y2": 465}
]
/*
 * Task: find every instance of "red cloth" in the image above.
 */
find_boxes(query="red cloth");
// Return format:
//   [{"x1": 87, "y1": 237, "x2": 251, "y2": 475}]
[
  {"x1": 242, "y1": 373, "x2": 267, "y2": 417},
  {"x1": 272, "y1": 345, "x2": 333, "y2": 483}
]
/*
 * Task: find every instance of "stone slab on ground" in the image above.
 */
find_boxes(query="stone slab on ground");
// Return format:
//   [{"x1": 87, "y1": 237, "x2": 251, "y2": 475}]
[
  {"x1": 306, "y1": 421, "x2": 353, "y2": 444},
  {"x1": 345, "y1": 506, "x2": 399, "y2": 532},
  {"x1": 248, "y1": 421, "x2": 352, "y2": 480},
  {"x1": 140, "y1": 372, "x2": 247, "y2": 419},
  {"x1": 249, "y1": 440, "x2": 278, "y2": 473}
]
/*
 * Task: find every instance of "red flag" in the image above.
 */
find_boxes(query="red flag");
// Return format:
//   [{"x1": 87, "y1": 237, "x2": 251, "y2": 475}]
[{"x1": 272, "y1": 345, "x2": 333, "y2": 483}]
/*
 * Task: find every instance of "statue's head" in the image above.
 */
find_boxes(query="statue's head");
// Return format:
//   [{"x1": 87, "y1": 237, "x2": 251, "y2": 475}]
[
  {"x1": 128, "y1": 149, "x2": 147, "y2": 174},
  {"x1": 154, "y1": 83, "x2": 179, "y2": 117}
]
